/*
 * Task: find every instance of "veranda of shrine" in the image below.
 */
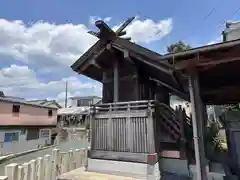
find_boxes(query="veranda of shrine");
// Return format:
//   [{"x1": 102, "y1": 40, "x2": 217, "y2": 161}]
[{"x1": 71, "y1": 17, "x2": 240, "y2": 180}]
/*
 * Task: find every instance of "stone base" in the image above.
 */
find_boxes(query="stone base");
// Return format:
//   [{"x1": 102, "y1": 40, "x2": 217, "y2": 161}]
[
  {"x1": 87, "y1": 158, "x2": 161, "y2": 180},
  {"x1": 159, "y1": 158, "x2": 189, "y2": 176},
  {"x1": 189, "y1": 164, "x2": 226, "y2": 180}
]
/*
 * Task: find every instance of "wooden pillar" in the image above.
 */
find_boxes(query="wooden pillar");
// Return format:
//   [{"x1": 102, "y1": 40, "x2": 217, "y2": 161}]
[
  {"x1": 188, "y1": 73, "x2": 207, "y2": 180},
  {"x1": 135, "y1": 73, "x2": 140, "y2": 101},
  {"x1": 155, "y1": 85, "x2": 170, "y2": 105},
  {"x1": 113, "y1": 60, "x2": 119, "y2": 102},
  {"x1": 178, "y1": 106, "x2": 187, "y2": 159},
  {"x1": 102, "y1": 71, "x2": 107, "y2": 103}
]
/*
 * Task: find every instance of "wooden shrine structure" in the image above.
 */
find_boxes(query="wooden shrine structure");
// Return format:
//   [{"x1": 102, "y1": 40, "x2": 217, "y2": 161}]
[{"x1": 71, "y1": 17, "x2": 240, "y2": 180}]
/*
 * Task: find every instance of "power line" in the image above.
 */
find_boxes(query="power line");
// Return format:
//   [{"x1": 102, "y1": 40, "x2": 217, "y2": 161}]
[
  {"x1": 211, "y1": 6, "x2": 240, "y2": 36},
  {"x1": 203, "y1": 1, "x2": 222, "y2": 21}
]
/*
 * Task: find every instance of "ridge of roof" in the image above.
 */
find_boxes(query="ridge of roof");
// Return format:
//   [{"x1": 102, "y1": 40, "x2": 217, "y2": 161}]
[{"x1": 0, "y1": 97, "x2": 58, "y2": 109}]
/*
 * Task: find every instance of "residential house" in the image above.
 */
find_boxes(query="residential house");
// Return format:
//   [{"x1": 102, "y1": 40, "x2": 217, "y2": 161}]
[
  {"x1": 0, "y1": 93, "x2": 58, "y2": 155},
  {"x1": 70, "y1": 96, "x2": 101, "y2": 107},
  {"x1": 222, "y1": 21, "x2": 240, "y2": 41},
  {"x1": 57, "y1": 96, "x2": 102, "y2": 127},
  {"x1": 27, "y1": 99, "x2": 62, "y2": 109}
]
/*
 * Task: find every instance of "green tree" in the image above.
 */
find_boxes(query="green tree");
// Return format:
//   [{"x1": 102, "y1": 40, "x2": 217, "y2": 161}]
[
  {"x1": 221, "y1": 104, "x2": 240, "y2": 111},
  {"x1": 167, "y1": 41, "x2": 192, "y2": 53}
]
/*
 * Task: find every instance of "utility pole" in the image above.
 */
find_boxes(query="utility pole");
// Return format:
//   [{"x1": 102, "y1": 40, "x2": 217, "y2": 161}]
[{"x1": 65, "y1": 81, "x2": 68, "y2": 108}]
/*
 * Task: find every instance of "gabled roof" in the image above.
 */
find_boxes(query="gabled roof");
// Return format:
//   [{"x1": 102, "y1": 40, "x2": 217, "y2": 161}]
[
  {"x1": 71, "y1": 37, "x2": 188, "y2": 100},
  {"x1": 0, "y1": 97, "x2": 59, "y2": 110},
  {"x1": 160, "y1": 38, "x2": 240, "y2": 104},
  {"x1": 27, "y1": 99, "x2": 62, "y2": 109}
]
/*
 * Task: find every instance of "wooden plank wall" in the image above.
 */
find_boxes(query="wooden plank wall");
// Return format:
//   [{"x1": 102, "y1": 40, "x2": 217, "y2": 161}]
[{"x1": 92, "y1": 114, "x2": 151, "y2": 153}]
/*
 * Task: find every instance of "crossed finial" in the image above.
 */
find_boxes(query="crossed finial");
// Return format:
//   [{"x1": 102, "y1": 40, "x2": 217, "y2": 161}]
[{"x1": 88, "y1": 16, "x2": 135, "y2": 41}]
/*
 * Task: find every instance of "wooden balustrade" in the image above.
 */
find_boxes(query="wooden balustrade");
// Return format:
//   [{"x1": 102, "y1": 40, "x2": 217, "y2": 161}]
[{"x1": 0, "y1": 148, "x2": 88, "y2": 180}]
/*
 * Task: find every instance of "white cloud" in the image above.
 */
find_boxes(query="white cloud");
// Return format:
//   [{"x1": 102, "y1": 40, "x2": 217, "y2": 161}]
[
  {"x1": 207, "y1": 37, "x2": 222, "y2": 45},
  {"x1": 0, "y1": 17, "x2": 172, "y2": 68},
  {"x1": 0, "y1": 16, "x2": 173, "y2": 102},
  {"x1": 89, "y1": 16, "x2": 112, "y2": 25},
  {"x1": 114, "y1": 17, "x2": 173, "y2": 43},
  {"x1": 0, "y1": 64, "x2": 102, "y2": 106}
]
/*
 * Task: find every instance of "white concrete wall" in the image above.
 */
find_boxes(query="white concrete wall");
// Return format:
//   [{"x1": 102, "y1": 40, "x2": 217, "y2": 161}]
[
  {"x1": 0, "y1": 128, "x2": 51, "y2": 155},
  {"x1": 225, "y1": 28, "x2": 240, "y2": 41},
  {"x1": 92, "y1": 97, "x2": 101, "y2": 104},
  {"x1": 70, "y1": 99, "x2": 78, "y2": 107},
  {"x1": 224, "y1": 21, "x2": 240, "y2": 41}
]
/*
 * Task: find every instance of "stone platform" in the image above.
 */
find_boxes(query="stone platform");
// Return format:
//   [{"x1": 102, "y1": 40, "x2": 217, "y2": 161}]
[{"x1": 57, "y1": 168, "x2": 140, "y2": 180}]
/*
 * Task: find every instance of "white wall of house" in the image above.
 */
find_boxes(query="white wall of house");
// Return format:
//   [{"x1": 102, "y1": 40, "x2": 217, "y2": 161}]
[
  {"x1": 0, "y1": 128, "x2": 52, "y2": 155},
  {"x1": 70, "y1": 99, "x2": 78, "y2": 107},
  {"x1": 70, "y1": 97, "x2": 101, "y2": 107},
  {"x1": 223, "y1": 21, "x2": 240, "y2": 41}
]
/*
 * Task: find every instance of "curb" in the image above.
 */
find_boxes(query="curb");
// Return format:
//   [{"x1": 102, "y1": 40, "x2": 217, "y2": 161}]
[{"x1": 0, "y1": 145, "x2": 55, "y2": 163}]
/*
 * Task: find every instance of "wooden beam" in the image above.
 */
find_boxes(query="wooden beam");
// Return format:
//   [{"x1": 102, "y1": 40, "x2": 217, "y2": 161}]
[
  {"x1": 122, "y1": 37, "x2": 131, "y2": 41},
  {"x1": 174, "y1": 51, "x2": 240, "y2": 72},
  {"x1": 95, "y1": 20, "x2": 116, "y2": 40},
  {"x1": 203, "y1": 85, "x2": 240, "y2": 95},
  {"x1": 118, "y1": 31, "x2": 126, "y2": 36},
  {"x1": 81, "y1": 47, "x2": 106, "y2": 72},
  {"x1": 90, "y1": 59, "x2": 102, "y2": 69},
  {"x1": 123, "y1": 50, "x2": 134, "y2": 64},
  {"x1": 149, "y1": 77, "x2": 189, "y2": 101},
  {"x1": 87, "y1": 31, "x2": 99, "y2": 38},
  {"x1": 112, "y1": 43, "x2": 173, "y2": 75},
  {"x1": 115, "y1": 16, "x2": 135, "y2": 35},
  {"x1": 106, "y1": 43, "x2": 116, "y2": 53},
  {"x1": 197, "y1": 57, "x2": 240, "y2": 68}
]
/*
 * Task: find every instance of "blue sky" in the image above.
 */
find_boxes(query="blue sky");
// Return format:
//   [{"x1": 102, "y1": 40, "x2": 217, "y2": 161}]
[{"x1": 0, "y1": 0, "x2": 240, "y2": 105}]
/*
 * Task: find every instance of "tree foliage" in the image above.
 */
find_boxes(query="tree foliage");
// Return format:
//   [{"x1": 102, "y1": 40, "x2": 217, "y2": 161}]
[
  {"x1": 221, "y1": 104, "x2": 240, "y2": 111},
  {"x1": 167, "y1": 41, "x2": 192, "y2": 53}
]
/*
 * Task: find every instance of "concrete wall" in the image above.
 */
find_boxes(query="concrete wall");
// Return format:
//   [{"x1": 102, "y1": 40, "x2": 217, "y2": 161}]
[
  {"x1": 0, "y1": 100, "x2": 57, "y2": 126},
  {"x1": 0, "y1": 128, "x2": 52, "y2": 155},
  {"x1": 70, "y1": 97, "x2": 101, "y2": 107},
  {"x1": 224, "y1": 21, "x2": 240, "y2": 41}
]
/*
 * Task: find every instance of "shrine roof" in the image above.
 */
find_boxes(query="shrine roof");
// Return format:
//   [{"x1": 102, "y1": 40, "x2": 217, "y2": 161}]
[
  {"x1": 160, "y1": 39, "x2": 240, "y2": 105},
  {"x1": 71, "y1": 37, "x2": 188, "y2": 100},
  {"x1": 71, "y1": 18, "x2": 240, "y2": 105}
]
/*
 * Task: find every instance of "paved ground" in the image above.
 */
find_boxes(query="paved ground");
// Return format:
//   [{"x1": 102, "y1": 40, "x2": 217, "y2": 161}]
[
  {"x1": 58, "y1": 168, "x2": 191, "y2": 180},
  {"x1": 58, "y1": 168, "x2": 139, "y2": 180},
  {"x1": 0, "y1": 139, "x2": 89, "y2": 175}
]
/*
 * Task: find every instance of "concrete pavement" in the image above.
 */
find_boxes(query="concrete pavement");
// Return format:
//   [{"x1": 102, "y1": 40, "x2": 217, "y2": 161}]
[
  {"x1": 57, "y1": 168, "x2": 140, "y2": 180},
  {"x1": 0, "y1": 145, "x2": 54, "y2": 163}
]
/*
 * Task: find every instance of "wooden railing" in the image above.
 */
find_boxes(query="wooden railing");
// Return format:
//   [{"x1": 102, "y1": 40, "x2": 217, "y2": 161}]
[
  {"x1": 155, "y1": 102, "x2": 192, "y2": 142},
  {"x1": 0, "y1": 148, "x2": 88, "y2": 180},
  {"x1": 90, "y1": 100, "x2": 155, "y2": 113},
  {"x1": 91, "y1": 100, "x2": 192, "y2": 142}
]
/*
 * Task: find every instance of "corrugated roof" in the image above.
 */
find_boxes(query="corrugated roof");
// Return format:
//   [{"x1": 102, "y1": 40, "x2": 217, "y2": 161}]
[
  {"x1": 0, "y1": 97, "x2": 59, "y2": 109},
  {"x1": 57, "y1": 106, "x2": 90, "y2": 115},
  {"x1": 27, "y1": 99, "x2": 62, "y2": 109}
]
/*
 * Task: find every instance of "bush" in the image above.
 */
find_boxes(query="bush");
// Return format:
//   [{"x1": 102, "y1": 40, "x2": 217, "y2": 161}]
[
  {"x1": 85, "y1": 123, "x2": 90, "y2": 130},
  {"x1": 205, "y1": 121, "x2": 227, "y2": 160}
]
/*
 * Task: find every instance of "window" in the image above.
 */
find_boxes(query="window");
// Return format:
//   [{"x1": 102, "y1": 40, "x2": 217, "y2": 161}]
[
  {"x1": 4, "y1": 132, "x2": 19, "y2": 142},
  {"x1": 48, "y1": 110, "x2": 53, "y2": 117},
  {"x1": 77, "y1": 100, "x2": 81, "y2": 107},
  {"x1": 12, "y1": 105, "x2": 20, "y2": 113},
  {"x1": 26, "y1": 129, "x2": 39, "y2": 140},
  {"x1": 40, "y1": 129, "x2": 50, "y2": 137}
]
